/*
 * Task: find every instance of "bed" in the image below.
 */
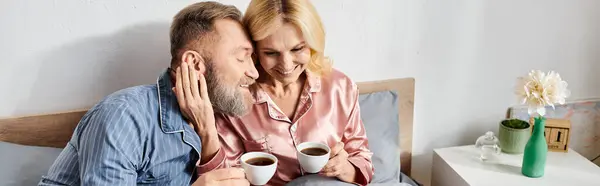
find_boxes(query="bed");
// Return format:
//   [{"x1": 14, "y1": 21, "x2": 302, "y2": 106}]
[{"x1": 0, "y1": 77, "x2": 417, "y2": 185}]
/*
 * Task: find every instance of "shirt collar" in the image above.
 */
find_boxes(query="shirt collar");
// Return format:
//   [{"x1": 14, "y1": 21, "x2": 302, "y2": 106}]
[
  {"x1": 156, "y1": 68, "x2": 187, "y2": 133},
  {"x1": 253, "y1": 70, "x2": 321, "y2": 104}
]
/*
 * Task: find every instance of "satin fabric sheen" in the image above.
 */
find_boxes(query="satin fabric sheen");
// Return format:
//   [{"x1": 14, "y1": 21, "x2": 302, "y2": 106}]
[{"x1": 198, "y1": 69, "x2": 374, "y2": 185}]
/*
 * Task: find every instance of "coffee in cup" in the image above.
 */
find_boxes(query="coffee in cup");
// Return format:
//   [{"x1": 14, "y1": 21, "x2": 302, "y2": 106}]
[
  {"x1": 240, "y1": 152, "x2": 277, "y2": 185},
  {"x1": 300, "y1": 147, "x2": 329, "y2": 156},
  {"x1": 245, "y1": 157, "x2": 275, "y2": 166},
  {"x1": 296, "y1": 142, "x2": 331, "y2": 173}
]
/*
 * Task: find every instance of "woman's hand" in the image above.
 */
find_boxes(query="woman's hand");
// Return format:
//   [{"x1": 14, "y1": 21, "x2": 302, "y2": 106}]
[
  {"x1": 173, "y1": 62, "x2": 215, "y2": 136},
  {"x1": 321, "y1": 142, "x2": 357, "y2": 183},
  {"x1": 173, "y1": 62, "x2": 220, "y2": 163}
]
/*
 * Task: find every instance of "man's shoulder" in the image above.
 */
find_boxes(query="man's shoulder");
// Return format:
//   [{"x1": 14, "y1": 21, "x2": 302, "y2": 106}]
[
  {"x1": 74, "y1": 84, "x2": 159, "y2": 140},
  {"x1": 102, "y1": 84, "x2": 157, "y2": 102},
  {"x1": 80, "y1": 84, "x2": 159, "y2": 126},
  {"x1": 93, "y1": 84, "x2": 158, "y2": 109}
]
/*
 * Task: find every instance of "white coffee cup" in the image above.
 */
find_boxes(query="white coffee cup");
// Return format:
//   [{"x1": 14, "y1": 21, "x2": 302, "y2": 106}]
[
  {"x1": 296, "y1": 142, "x2": 331, "y2": 173},
  {"x1": 240, "y1": 152, "x2": 278, "y2": 186}
]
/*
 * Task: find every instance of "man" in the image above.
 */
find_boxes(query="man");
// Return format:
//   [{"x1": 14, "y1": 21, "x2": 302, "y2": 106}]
[{"x1": 39, "y1": 1, "x2": 257, "y2": 185}]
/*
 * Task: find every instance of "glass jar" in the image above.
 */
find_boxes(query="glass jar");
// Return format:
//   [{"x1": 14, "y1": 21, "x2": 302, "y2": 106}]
[{"x1": 475, "y1": 131, "x2": 501, "y2": 161}]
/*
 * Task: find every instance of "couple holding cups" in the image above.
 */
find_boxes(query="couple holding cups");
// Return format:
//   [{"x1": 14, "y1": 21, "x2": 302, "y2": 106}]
[
  {"x1": 179, "y1": 0, "x2": 376, "y2": 185},
  {"x1": 241, "y1": 142, "x2": 333, "y2": 185}
]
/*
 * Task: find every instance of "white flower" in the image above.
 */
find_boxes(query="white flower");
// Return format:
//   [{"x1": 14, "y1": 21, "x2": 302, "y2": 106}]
[{"x1": 515, "y1": 70, "x2": 571, "y2": 116}]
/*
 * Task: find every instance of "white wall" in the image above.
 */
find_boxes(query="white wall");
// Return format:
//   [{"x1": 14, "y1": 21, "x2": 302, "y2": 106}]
[
  {"x1": 409, "y1": 1, "x2": 600, "y2": 184},
  {"x1": 1, "y1": 0, "x2": 599, "y2": 185}
]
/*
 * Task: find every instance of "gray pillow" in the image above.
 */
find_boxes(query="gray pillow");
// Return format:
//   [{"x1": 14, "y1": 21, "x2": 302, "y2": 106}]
[
  {"x1": 358, "y1": 90, "x2": 401, "y2": 183},
  {"x1": 0, "y1": 141, "x2": 63, "y2": 186}
]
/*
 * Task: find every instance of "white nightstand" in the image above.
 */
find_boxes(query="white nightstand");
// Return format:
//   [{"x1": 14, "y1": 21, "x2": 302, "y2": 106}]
[{"x1": 431, "y1": 145, "x2": 600, "y2": 186}]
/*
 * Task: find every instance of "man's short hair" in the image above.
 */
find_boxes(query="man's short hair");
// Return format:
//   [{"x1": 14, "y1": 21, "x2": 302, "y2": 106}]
[{"x1": 169, "y1": 1, "x2": 242, "y2": 67}]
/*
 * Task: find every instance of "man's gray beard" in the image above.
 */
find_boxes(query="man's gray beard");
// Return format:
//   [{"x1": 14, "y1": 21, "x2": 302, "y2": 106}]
[{"x1": 204, "y1": 63, "x2": 249, "y2": 116}]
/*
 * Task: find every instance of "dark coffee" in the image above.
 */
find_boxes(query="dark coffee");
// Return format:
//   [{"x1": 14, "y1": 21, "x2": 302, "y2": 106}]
[
  {"x1": 245, "y1": 157, "x2": 275, "y2": 166},
  {"x1": 301, "y1": 147, "x2": 328, "y2": 156}
]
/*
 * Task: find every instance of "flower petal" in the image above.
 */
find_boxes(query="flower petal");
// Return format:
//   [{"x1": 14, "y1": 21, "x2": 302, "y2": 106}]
[
  {"x1": 528, "y1": 107, "x2": 536, "y2": 115},
  {"x1": 517, "y1": 70, "x2": 570, "y2": 116},
  {"x1": 537, "y1": 107, "x2": 546, "y2": 116}
]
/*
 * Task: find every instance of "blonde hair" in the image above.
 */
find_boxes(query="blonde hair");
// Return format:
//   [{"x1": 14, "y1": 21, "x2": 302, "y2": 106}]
[{"x1": 243, "y1": 0, "x2": 332, "y2": 76}]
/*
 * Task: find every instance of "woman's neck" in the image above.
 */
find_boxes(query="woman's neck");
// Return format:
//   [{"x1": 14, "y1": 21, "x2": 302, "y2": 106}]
[{"x1": 258, "y1": 73, "x2": 306, "y2": 98}]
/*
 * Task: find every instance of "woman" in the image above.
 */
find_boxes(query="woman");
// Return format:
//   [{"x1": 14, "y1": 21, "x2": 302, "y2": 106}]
[{"x1": 197, "y1": 0, "x2": 373, "y2": 185}]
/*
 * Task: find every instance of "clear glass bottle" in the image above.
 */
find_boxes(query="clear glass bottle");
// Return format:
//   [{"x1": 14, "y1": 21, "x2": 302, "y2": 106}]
[{"x1": 475, "y1": 131, "x2": 501, "y2": 161}]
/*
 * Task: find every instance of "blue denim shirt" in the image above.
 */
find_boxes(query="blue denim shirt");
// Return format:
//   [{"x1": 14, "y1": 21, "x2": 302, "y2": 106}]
[{"x1": 39, "y1": 69, "x2": 202, "y2": 186}]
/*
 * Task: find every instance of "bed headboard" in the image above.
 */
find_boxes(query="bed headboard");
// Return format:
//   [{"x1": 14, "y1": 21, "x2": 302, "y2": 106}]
[
  {"x1": 0, "y1": 78, "x2": 416, "y2": 175},
  {"x1": 0, "y1": 110, "x2": 87, "y2": 148}
]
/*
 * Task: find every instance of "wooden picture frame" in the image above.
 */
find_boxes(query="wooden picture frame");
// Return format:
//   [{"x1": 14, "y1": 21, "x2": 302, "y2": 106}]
[{"x1": 529, "y1": 117, "x2": 571, "y2": 152}]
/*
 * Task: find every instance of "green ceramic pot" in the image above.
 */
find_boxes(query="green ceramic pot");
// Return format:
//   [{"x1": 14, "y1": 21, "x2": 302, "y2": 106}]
[{"x1": 498, "y1": 119, "x2": 531, "y2": 154}]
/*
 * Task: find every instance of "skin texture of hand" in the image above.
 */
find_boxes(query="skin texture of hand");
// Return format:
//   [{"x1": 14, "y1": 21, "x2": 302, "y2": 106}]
[
  {"x1": 321, "y1": 142, "x2": 357, "y2": 183},
  {"x1": 192, "y1": 168, "x2": 249, "y2": 186},
  {"x1": 173, "y1": 62, "x2": 220, "y2": 163}
]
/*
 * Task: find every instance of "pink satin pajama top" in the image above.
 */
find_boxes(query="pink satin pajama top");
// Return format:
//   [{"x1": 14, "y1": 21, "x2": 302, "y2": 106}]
[{"x1": 197, "y1": 69, "x2": 374, "y2": 186}]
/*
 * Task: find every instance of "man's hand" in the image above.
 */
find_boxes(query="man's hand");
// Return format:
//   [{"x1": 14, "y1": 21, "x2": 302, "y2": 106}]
[
  {"x1": 192, "y1": 168, "x2": 249, "y2": 186},
  {"x1": 321, "y1": 142, "x2": 357, "y2": 183},
  {"x1": 173, "y1": 62, "x2": 220, "y2": 163}
]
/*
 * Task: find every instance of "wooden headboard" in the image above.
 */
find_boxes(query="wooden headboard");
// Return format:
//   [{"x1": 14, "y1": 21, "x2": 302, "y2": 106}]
[
  {"x1": 0, "y1": 78, "x2": 416, "y2": 175},
  {"x1": 0, "y1": 110, "x2": 87, "y2": 148}
]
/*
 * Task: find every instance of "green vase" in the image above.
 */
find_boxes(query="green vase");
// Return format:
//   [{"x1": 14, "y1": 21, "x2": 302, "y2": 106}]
[{"x1": 521, "y1": 116, "x2": 548, "y2": 178}]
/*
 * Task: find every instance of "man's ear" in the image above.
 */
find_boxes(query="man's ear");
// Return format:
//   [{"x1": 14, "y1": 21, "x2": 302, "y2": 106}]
[
  {"x1": 181, "y1": 51, "x2": 195, "y2": 65},
  {"x1": 181, "y1": 50, "x2": 206, "y2": 75}
]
